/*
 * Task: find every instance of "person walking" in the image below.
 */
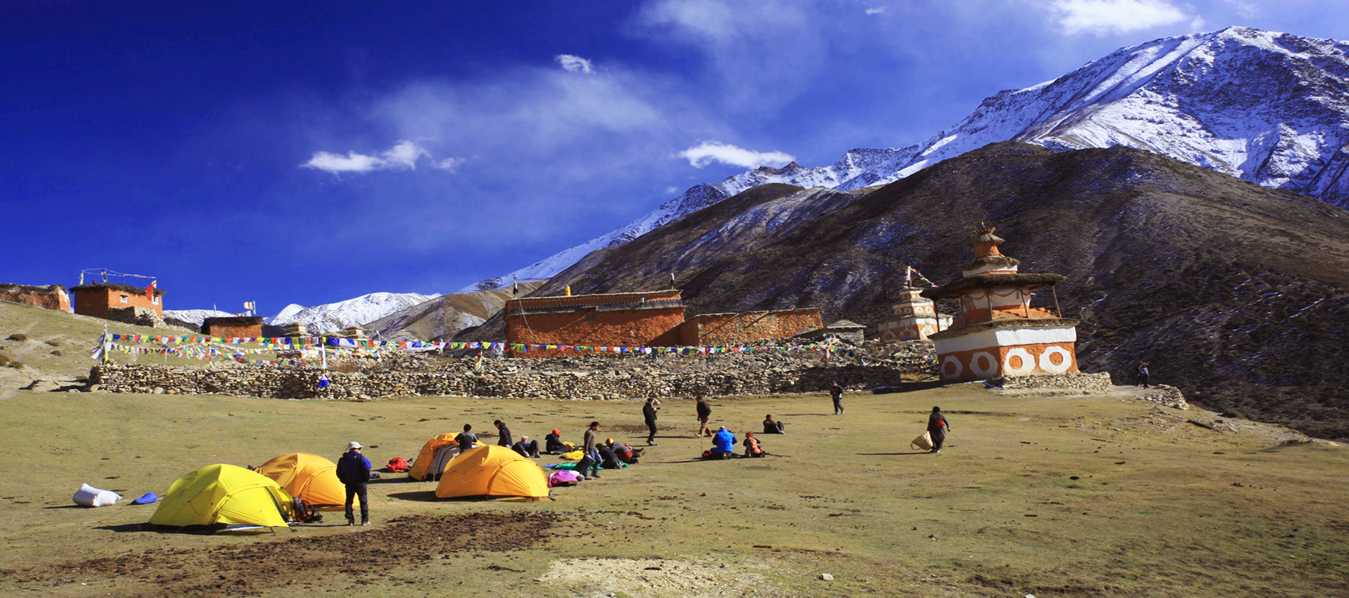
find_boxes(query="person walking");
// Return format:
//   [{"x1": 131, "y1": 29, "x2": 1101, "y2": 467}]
[
  {"x1": 643, "y1": 398, "x2": 660, "y2": 446},
  {"x1": 494, "y1": 419, "x2": 513, "y2": 447},
  {"x1": 336, "y1": 441, "x2": 372, "y2": 526},
  {"x1": 455, "y1": 423, "x2": 478, "y2": 455},
  {"x1": 927, "y1": 407, "x2": 951, "y2": 454},
  {"x1": 582, "y1": 421, "x2": 602, "y2": 479},
  {"x1": 695, "y1": 397, "x2": 712, "y2": 437},
  {"x1": 1137, "y1": 362, "x2": 1150, "y2": 389},
  {"x1": 829, "y1": 381, "x2": 845, "y2": 415}
]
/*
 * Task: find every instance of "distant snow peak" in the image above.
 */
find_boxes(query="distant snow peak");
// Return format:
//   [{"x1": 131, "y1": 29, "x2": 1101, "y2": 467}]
[
  {"x1": 162, "y1": 309, "x2": 236, "y2": 326},
  {"x1": 678, "y1": 141, "x2": 795, "y2": 169},
  {"x1": 469, "y1": 27, "x2": 1349, "y2": 291},
  {"x1": 267, "y1": 292, "x2": 440, "y2": 334}
]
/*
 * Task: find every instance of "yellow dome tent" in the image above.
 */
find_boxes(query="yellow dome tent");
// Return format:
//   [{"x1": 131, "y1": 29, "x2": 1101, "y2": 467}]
[
  {"x1": 150, "y1": 464, "x2": 294, "y2": 531},
  {"x1": 409, "y1": 433, "x2": 479, "y2": 481},
  {"x1": 254, "y1": 453, "x2": 344, "y2": 511},
  {"x1": 434, "y1": 445, "x2": 549, "y2": 500}
]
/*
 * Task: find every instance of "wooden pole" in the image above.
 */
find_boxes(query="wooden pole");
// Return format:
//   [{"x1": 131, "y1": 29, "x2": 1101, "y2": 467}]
[{"x1": 1051, "y1": 286, "x2": 1062, "y2": 318}]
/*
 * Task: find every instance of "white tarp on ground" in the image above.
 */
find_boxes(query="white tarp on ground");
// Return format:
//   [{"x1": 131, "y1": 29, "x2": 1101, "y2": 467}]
[{"x1": 72, "y1": 483, "x2": 121, "y2": 507}]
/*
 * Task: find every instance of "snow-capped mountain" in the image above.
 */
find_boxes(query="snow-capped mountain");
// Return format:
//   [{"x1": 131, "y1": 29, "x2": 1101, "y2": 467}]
[
  {"x1": 162, "y1": 309, "x2": 237, "y2": 325},
  {"x1": 267, "y1": 292, "x2": 440, "y2": 334},
  {"x1": 465, "y1": 26, "x2": 1349, "y2": 292}
]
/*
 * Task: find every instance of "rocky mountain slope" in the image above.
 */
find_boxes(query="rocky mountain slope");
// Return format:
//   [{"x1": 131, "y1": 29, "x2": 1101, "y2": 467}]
[
  {"x1": 466, "y1": 26, "x2": 1349, "y2": 291},
  {"x1": 365, "y1": 283, "x2": 541, "y2": 341},
  {"x1": 268, "y1": 292, "x2": 439, "y2": 334},
  {"x1": 470, "y1": 142, "x2": 1349, "y2": 440}
]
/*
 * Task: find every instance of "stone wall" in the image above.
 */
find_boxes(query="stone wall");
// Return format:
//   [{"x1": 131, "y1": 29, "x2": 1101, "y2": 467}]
[
  {"x1": 680, "y1": 309, "x2": 822, "y2": 347},
  {"x1": 91, "y1": 340, "x2": 940, "y2": 401},
  {"x1": 0, "y1": 284, "x2": 70, "y2": 312},
  {"x1": 988, "y1": 372, "x2": 1114, "y2": 393}
]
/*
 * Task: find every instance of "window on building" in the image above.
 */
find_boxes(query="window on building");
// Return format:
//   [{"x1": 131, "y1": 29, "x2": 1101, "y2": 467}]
[
  {"x1": 119, "y1": 294, "x2": 128, "y2": 304},
  {"x1": 152, "y1": 296, "x2": 159, "y2": 305}
]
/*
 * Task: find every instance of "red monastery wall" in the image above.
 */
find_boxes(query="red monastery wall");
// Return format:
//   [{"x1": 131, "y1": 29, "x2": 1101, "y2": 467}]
[
  {"x1": 202, "y1": 317, "x2": 264, "y2": 339},
  {"x1": 680, "y1": 309, "x2": 822, "y2": 346},
  {"x1": 72, "y1": 284, "x2": 163, "y2": 320},
  {"x1": 505, "y1": 307, "x2": 685, "y2": 358}
]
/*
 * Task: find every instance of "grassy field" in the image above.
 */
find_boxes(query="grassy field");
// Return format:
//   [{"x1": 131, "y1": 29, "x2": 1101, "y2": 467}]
[{"x1": 0, "y1": 301, "x2": 1346, "y2": 597}]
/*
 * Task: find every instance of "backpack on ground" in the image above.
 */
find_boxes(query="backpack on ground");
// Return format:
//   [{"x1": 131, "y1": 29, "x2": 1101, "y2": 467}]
[
  {"x1": 386, "y1": 457, "x2": 409, "y2": 473},
  {"x1": 292, "y1": 498, "x2": 322, "y2": 523}
]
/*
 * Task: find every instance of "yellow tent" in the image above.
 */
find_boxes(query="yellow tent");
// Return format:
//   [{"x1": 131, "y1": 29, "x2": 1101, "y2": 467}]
[
  {"x1": 254, "y1": 453, "x2": 345, "y2": 511},
  {"x1": 435, "y1": 445, "x2": 549, "y2": 500},
  {"x1": 150, "y1": 464, "x2": 294, "y2": 531},
  {"x1": 409, "y1": 433, "x2": 480, "y2": 481}
]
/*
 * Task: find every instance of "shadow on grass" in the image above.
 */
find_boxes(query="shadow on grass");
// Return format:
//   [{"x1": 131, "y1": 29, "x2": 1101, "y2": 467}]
[
  {"x1": 96, "y1": 523, "x2": 155, "y2": 533},
  {"x1": 387, "y1": 491, "x2": 441, "y2": 502},
  {"x1": 856, "y1": 452, "x2": 934, "y2": 456}
]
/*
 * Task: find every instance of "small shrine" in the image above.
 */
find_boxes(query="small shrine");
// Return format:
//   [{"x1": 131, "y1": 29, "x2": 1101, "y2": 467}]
[
  {"x1": 878, "y1": 286, "x2": 951, "y2": 342},
  {"x1": 921, "y1": 223, "x2": 1078, "y2": 381}
]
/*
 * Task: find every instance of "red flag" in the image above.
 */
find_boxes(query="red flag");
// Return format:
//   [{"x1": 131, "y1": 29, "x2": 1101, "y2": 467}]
[{"x1": 146, "y1": 280, "x2": 157, "y2": 302}]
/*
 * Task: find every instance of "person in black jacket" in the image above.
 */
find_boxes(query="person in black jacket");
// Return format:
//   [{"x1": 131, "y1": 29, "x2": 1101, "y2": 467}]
[
  {"x1": 336, "y1": 441, "x2": 372, "y2": 526},
  {"x1": 829, "y1": 381, "x2": 845, "y2": 415},
  {"x1": 643, "y1": 398, "x2": 660, "y2": 446},
  {"x1": 494, "y1": 419, "x2": 513, "y2": 447},
  {"x1": 927, "y1": 407, "x2": 951, "y2": 454},
  {"x1": 762, "y1": 414, "x2": 785, "y2": 434},
  {"x1": 695, "y1": 397, "x2": 712, "y2": 437},
  {"x1": 455, "y1": 424, "x2": 478, "y2": 455},
  {"x1": 545, "y1": 429, "x2": 566, "y2": 454}
]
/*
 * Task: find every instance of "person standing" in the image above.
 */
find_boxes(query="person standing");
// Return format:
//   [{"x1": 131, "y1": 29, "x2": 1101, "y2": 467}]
[
  {"x1": 927, "y1": 407, "x2": 951, "y2": 454},
  {"x1": 336, "y1": 441, "x2": 372, "y2": 526},
  {"x1": 494, "y1": 420, "x2": 513, "y2": 447},
  {"x1": 829, "y1": 381, "x2": 845, "y2": 415},
  {"x1": 695, "y1": 397, "x2": 712, "y2": 437},
  {"x1": 1137, "y1": 362, "x2": 1151, "y2": 389},
  {"x1": 455, "y1": 423, "x2": 478, "y2": 455},
  {"x1": 643, "y1": 398, "x2": 660, "y2": 446},
  {"x1": 582, "y1": 421, "x2": 602, "y2": 479}
]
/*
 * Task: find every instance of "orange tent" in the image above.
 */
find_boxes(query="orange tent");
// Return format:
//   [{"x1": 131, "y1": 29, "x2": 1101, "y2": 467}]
[
  {"x1": 409, "y1": 433, "x2": 476, "y2": 481},
  {"x1": 435, "y1": 445, "x2": 548, "y2": 500},
  {"x1": 254, "y1": 453, "x2": 344, "y2": 510}
]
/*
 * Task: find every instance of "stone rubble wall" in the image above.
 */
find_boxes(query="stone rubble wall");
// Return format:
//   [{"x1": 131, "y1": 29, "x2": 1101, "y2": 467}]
[
  {"x1": 989, "y1": 372, "x2": 1115, "y2": 393},
  {"x1": 1133, "y1": 384, "x2": 1190, "y2": 409},
  {"x1": 91, "y1": 341, "x2": 940, "y2": 400}
]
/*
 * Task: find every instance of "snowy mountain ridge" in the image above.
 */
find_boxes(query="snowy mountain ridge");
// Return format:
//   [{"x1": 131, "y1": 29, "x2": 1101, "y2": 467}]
[
  {"x1": 464, "y1": 26, "x2": 1349, "y2": 292},
  {"x1": 267, "y1": 292, "x2": 440, "y2": 334},
  {"x1": 162, "y1": 309, "x2": 237, "y2": 326}
]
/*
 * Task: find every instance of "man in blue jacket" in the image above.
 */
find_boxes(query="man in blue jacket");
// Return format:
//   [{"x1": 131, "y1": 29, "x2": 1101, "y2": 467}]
[
  {"x1": 336, "y1": 441, "x2": 372, "y2": 526},
  {"x1": 711, "y1": 427, "x2": 736, "y2": 460}
]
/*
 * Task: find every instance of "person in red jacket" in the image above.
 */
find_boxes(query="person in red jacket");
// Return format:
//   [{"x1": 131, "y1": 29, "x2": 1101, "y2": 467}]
[{"x1": 927, "y1": 407, "x2": 951, "y2": 454}]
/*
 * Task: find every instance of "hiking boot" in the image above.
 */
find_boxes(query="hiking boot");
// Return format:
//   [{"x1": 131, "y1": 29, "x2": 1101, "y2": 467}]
[
  {"x1": 347, "y1": 519, "x2": 355, "y2": 526},
  {"x1": 362, "y1": 520, "x2": 371, "y2": 526},
  {"x1": 591, "y1": 473, "x2": 601, "y2": 479},
  {"x1": 647, "y1": 441, "x2": 657, "y2": 446}
]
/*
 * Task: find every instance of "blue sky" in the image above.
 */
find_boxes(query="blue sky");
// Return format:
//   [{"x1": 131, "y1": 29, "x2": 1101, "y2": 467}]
[{"x1": 4, "y1": 0, "x2": 1345, "y2": 314}]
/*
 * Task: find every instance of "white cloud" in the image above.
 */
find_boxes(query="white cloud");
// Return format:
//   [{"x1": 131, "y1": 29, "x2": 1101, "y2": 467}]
[
  {"x1": 433, "y1": 157, "x2": 465, "y2": 172},
  {"x1": 1221, "y1": 0, "x2": 1259, "y2": 19},
  {"x1": 865, "y1": 6, "x2": 886, "y2": 15},
  {"x1": 665, "y1": 186, "x2": 680, "y2": 194},
  {"x1": 1049, "y1": 0, "x2": 1191, "y2": 35},
  {"x1": 556, "y1": 54, "x2": 595, "y2": 74},
  {"x1": 302, "y1": 140, "x2": 438, "y2": 174},
  {"x1": 677, "y1": 141, "x2": 794, "y2": 168}
]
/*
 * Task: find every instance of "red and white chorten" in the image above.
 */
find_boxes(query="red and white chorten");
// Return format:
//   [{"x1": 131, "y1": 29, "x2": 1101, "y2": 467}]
[
  {"x1": 921, "y1": 224, "x2": 1078, "y2": 381},
  {"x1": 878, "y1": 287, "x2": 950, "y2": 342}
]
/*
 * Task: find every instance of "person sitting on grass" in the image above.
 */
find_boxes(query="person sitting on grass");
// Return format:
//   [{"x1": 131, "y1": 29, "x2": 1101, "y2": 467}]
[
  {"x1": 743, "y1": 432, "x2": 765, "y2": 458},
  {"x1": 606, "y1": 439, "x2": 642, "y2": 464},
  {"x1": 511, "y1": 435, "x2": 541, "y2": 458},
  {"x1": 762, "y1": 414, "x2": 785, "y2": 434},
  {"x1": 545, "y1": 429, "x2": 568, "y2": 455}
]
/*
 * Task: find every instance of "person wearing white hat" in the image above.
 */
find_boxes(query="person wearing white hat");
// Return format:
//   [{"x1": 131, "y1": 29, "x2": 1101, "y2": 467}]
[{"x1": 336, "y1": 441, "x2": 372, "y2": 526}]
